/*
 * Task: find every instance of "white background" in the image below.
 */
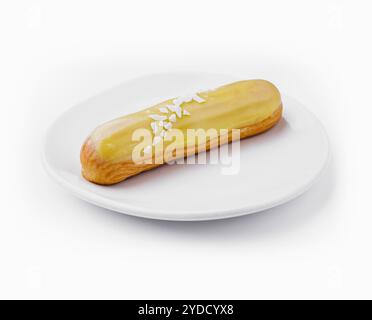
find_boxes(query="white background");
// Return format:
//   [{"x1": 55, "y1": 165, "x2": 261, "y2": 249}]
[{"x1": 0, "y1": 0, "x2": 371, "y2": 299}]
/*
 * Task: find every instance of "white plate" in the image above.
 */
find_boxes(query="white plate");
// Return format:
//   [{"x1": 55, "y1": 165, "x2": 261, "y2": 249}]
[{"x1": 43, "y1": 73, "x2": 330, "y2": 221}]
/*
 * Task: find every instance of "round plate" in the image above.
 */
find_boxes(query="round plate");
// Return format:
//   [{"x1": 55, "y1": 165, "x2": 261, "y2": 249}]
[{"x1": 43, "y1": 73, "x2": 330, "y2": 221}]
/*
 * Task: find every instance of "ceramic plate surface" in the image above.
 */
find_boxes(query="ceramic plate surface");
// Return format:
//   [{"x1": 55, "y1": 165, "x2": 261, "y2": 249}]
[{"x1": 43, "y1": 73, "x2": 329, "y2": 221}]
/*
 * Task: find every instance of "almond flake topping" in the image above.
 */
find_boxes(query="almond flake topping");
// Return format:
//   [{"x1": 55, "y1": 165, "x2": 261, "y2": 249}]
[
  {"x1": 147, "y1": 92, "x2": 206, "y2": 145},
  {"x1": 159, "y1": 107, "x2": 169, "y2": 114},
  {"x1": 163, "y1": 121, "x2": 173, "y2": 130},
  {"x1": 167, "y1": 104, "x2": 178, "y2": 112},
  {"x1": 193, "y1": 95, "x2": 205, "y2": 103},
  {"x1": 174, "y1": 106, "x2": 182, "y2": 118},
  {"x1": 149, "y1": 114, "x2": 167, "y2": 121},
  {"x1": 168, "y1": 114, "x2": 177, "y2": 122}
]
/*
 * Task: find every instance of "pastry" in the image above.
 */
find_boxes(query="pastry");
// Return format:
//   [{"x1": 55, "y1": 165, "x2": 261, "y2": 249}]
[{"x1": 81, "y1": 80, "x2": 283, "y2": 185}]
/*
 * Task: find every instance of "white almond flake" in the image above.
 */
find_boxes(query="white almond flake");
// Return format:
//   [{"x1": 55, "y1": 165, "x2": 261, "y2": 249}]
[
  {"x1": 183, "y1": 109, "x2": 191, "y2": 116},
  {"x1": 158, "y1": 121, "x2": 164, "y2": 127},
  {"x1": 174, "y1": 106, "x2": 183, "y2": 118},
  {"x1": 151, "y1": 122, "x2": 158, "y2": 134},
  {"x1": 174, "y1": 93, "x2": 205, "y2": 106},
  {"x1": 159, "y1": 107, "x2": 169, "y2": 114},
  {"x1": 160, "y1": 130, "x2": 166, "y2": 138},
  {"x1": 144, "y1": 146, "x2": 152, "y2": 154},
  {"x1": 193, "y1": 94, "x2": 205, "y2": 103},
  {"x1": 173, "y1": 98, "x2": 183, "y2": 106},
  {"x1": 169, "y1": 114, "x2": 177, "y2": 122},
  {"x1": 153, "y1": 136, "x2": 162, "y2": 146},
  {"x1": 164, "y1": 121, "x2": 173, "y2": 130},
  {"x1": 165, "y1": 104, "x2": 175, "y2": 112},
  {"x1": 167, "y1": 104, "x2": 178, "y2": 112},
  {"x1": 182, "y1": 96, "x2": 193, "y2": 103},
  {"x1": 149, "y1": 114, "x2": 167, "y2": 121}
]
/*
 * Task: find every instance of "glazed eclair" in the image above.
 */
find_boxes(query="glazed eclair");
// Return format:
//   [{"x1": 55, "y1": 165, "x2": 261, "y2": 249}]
[{"x1": 81, "y1": 80, "x2": 283, "y2": 185}]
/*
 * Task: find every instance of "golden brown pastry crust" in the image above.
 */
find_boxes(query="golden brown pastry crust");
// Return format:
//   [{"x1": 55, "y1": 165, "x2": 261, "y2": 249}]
[{"x1": 81, "y1": 105, "x2": 283, "y2": 185}]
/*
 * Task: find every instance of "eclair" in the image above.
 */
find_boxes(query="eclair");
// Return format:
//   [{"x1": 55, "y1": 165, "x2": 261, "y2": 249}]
[{"x1": 81, "y1": 80, "x2": 283, "y2": 185}]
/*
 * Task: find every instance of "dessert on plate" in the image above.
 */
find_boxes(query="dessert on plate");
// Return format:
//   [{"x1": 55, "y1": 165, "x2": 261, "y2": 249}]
[{"x1": 81, "y1": 80, "x2": 283, "y2": 185}]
